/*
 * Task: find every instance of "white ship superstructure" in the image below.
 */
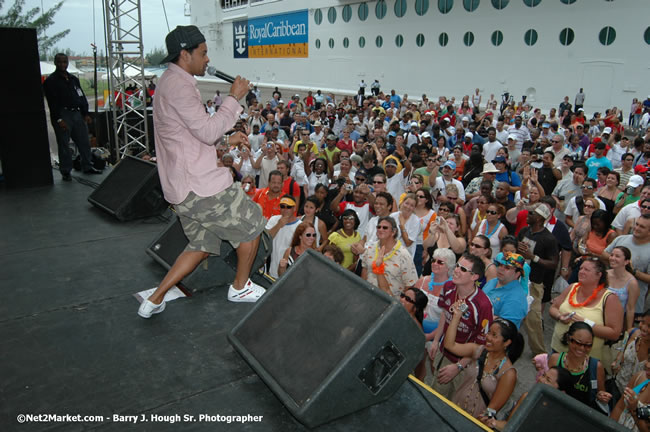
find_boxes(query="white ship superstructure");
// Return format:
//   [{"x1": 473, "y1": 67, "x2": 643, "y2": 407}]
[{"x1": 189, "y1": 0, "x2": 650, "y2": 113}]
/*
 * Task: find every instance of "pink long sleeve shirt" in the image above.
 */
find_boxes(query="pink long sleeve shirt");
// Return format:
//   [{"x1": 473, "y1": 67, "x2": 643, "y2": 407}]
[{"x1": 153, "y1": 62, "x2": 242, "y2": 204}]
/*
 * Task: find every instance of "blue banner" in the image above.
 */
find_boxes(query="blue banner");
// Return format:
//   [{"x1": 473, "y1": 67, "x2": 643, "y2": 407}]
[{"x1": 233, "y1": 10, "x2": 308, "y2": 58}]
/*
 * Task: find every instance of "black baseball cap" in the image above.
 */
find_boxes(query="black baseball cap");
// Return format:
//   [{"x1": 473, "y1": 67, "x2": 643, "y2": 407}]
[{"x1": 162, "y1": 25, "x2": 206, "y2": 63}]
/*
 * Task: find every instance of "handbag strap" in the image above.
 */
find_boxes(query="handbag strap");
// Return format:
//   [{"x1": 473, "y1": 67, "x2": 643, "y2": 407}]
[{"x1": 476, "y1": 349, "x2": 491, "y2": 407}]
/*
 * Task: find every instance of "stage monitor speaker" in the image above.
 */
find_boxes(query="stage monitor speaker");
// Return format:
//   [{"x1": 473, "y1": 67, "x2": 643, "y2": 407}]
[
  {"x1": 145, "y1": 215, "x2": 272, "y2": 292},
  {"x1": 0, "y1": 27, "x2": 53, "y2": 188},
  {"x1": 228, "y1": 250, "x2": 425, "y2": 428},
  {"x1": 504, "y1": 384, "x2": 626, "y2": 432},
  {"x1": 88, "y1": 155, "x2": 167, "y2": 221}
]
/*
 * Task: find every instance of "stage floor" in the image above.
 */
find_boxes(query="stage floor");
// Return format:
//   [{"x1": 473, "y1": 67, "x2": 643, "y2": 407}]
[{"x1": 0, "y1": 169, "x2": 494, "y2": 431}]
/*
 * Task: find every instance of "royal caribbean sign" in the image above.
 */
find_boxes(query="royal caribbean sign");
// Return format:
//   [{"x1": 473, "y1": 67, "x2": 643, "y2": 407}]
[{"x1": 233, "y1": 10, "x2": 308, "y2": 59}]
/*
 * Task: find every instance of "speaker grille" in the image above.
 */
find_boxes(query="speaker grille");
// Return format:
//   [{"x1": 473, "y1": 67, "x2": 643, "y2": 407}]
[
  {"x1": 91, "y1": 158, "x2": 156, "y2": 212},
  {"x1": 232, "y1": 253, "x2": 389, "y2": 405}
]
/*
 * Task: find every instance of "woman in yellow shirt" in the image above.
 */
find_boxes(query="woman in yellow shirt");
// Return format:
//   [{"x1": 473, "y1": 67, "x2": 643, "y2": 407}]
[{"x1": 328, "y1": 209, "x2": 361, "y2": 271}]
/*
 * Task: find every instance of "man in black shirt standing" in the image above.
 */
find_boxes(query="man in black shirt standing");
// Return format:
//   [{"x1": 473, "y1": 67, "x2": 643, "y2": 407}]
[
  {"x1": 43, "y1": 53, "x2": 101, "y2": 181},
  {"x1": 517, "y1": 204, "x2": 558, "y2": 356}
]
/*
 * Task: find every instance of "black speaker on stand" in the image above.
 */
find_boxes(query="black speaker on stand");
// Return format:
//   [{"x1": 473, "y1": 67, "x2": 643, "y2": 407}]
[
  {"x1": 87, "y1": 155, "x2": 168, "y2": 221},
  {"x1": 504, "y1": 384, "x2": 626, "y2": 431},
  {"x1": 228, "y1": 250, "x2": 425, "y2": 428},
  {"x1": 0, "y1": 28, "x2": 53, "y2": 188},
  {"x1": 146, "y1": 215, "x2": 273, "y2": 291}
]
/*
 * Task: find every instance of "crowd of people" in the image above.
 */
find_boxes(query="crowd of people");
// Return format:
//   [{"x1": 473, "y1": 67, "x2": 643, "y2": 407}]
[{"x1": 211, "y1": 84, "x2": 650, "y2": 429}]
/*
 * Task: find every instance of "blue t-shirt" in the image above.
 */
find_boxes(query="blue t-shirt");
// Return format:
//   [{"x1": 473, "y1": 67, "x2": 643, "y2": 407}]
[
  {"x1": 495, "y1": 170, "x2": 521, "y2": 201},
  {"x1": 585, "y1": 155, "x2": 612, "y2": 179},
  {"x1": 483, "y1": 278, "x2": 528, "y2": 329}
]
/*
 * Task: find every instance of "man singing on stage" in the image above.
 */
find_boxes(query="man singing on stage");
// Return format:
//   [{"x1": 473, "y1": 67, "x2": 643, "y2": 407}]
[{"x1": 138, "y1": 25, "x2": 266, "y2": 318}]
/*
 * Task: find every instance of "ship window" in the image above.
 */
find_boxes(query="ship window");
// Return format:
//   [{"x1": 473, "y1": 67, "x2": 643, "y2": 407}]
[
  {"x1": 523, "y1": 0, "x2": 541, "y2": 6},
  {"x1": 328, "y1": 7, "x2": 337, "y2": 23},
  {"x1": 560, "y1": 0, "x2": 576, "y2": 4},
  {"x1": 463, "y1": 0, "x2": 480, "y2": 12},
  {"x1": 438, "y1": 0, "x2": 453, "y2": 14},
  {"x1": 329, "y1": 38, "x2": 335, "y2": 48},
  {"x1": 359, "y1": 36, "x2": 366, "y2": 48},
  {"x1": 359, "y1": 2, "x2": 369, "y2": 21},
  {"x1": 439, "y1": 32, "x2": 449, "y2": 46},
  {"x1": 491, "y1": 30, "x2": 503, "y2": 46},
  {"x1": 343, "y1": 37, "x2": 349, "y2": 48},
  {"x1": 395, "y1": 34, "x2": 404, "y2": 47},
  {"x1": 343, "y1": 5, "x2": 352, "y2": 22},
  {"x1": 524, "y1": 29, "x2": 538, "y2": 46},
  {"x1": 376, "y1": 0, "x2": 387, "y2": 19},
  {"x1": 314, "y1": 9, "x2": 323, "y2": 25},
  {"x1": 416, "y1": 33, "x2": 426, "y2": 47},
  {"x1": 559, "y1": 27, "x2": 574, "y2": 46},
  {"x1": 315, "y1": 39, "x2": 321, "y2": 49},
  {"x1": 491, "y1": 0, "x2": 509, "y2": 9},
  {"x1": 645, "y1": 27, "x2": 650, "y2": 45},
  {"x1": 598, "y1": 26, "x2": 615, "y2": 45},
  {"x1": 395, "y1": 0, "x2": 407, "y2": 17},
  {"x1": 376, "y1": 35, "x2": 384, "y2": 47},
  {"x1": 415, "y1": 0, "x2": 429, "y2": 15},
  {"x1": 463, "y1": 31, "x2": 475, "y2": 46}
]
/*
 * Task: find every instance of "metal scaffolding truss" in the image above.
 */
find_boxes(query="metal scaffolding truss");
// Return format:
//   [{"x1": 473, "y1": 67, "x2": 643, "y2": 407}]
[{"x1": 103, "y1": 0, "x2": 150, "y2": 160}]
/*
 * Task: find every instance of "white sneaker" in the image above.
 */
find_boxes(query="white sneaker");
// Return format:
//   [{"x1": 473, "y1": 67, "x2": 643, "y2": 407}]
[
  {"x1": 138, "y1": 299, "x2": 166, "y2": 318},
  {"x1": 228, "y1": 279, "x2": 266, "y2": 303}
]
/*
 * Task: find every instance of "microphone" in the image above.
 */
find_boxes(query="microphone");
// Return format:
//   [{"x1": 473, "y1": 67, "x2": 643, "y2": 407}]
[{"x1": 206, "y1": 66, "x2": 236, "y2": 83}]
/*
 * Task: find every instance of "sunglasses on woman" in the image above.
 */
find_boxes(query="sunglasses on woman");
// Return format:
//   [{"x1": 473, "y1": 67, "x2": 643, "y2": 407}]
[
  {"x1": 400, "y1": 293, "x2": 415, "y2": 304},
  {"x1": 304, "y1": 233, "x2": 316, "y2": 237},
  {"x1": 377, "y1": 225, "x2": 392, "y2": 230},
  {"x1": 569, "y1": 337, "x2": 593, "y2": 349},
  {"x1": 486, "y1": 210, "x2": 498, "y2": 215}
]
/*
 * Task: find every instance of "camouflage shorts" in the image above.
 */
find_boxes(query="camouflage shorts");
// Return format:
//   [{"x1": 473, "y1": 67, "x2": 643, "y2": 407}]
[{"x1": 174, "y1": 183, "x2": 265, "y2": 255}]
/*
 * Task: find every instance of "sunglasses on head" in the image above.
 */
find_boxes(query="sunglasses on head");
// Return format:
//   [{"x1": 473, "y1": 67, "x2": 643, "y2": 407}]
[
  {"x1": 280, "y1": 204, "x2": 295, "y2": 209},
  {"x1": 400, "y1": 293, "x2": 415, "y2": 304}
]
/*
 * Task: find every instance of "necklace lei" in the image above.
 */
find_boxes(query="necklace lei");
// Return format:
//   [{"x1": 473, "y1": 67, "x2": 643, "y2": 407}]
[
  {"x1": 484, "y1": 220, "x2": 501, "y2": 238},
  {"x1": 371, "y1": 240, "x2": 401, "y2": 275},
  {"x1": 568, "y1": 282, "x2": 605, "y2": 308},
  {"x1": 428, "y1": 277, "x2": 451, "y2": 292}
]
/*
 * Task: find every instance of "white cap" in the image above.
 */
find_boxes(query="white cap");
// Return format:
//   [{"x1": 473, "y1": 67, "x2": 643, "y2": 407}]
[
  {"x1": 464, "y1": 132, "x2": 474, "y2": 139},
  {"x1": 507, "y1": 134, "x2": 517, "y2": 141},
  {"x1": 602, "y1": 127, "x2": 612, "y2": 135},
  {"x1": 628, "y1": 175, "x2": 644, "y2": 188},
  {"x1": 462, "y1": 116, "x2": 470, "y2": 122},
  {"x1": 422, "y1": 131, "x2": 431, "y2": 138},
  {"x1": 410, "y1": 121, "x2": 419, "y2": 128}
]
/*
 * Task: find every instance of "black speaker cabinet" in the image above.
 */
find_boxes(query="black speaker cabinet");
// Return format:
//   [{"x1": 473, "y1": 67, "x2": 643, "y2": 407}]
[
  {"x1": 504, "y1": 384, "x2": 626, "y2": 432},
  {"x1": 0, "y1": 27, "x2": 53, "y2": 188},
  {"x1": 228, "y1": 250, "x2": 425, "y2": 428},
  {"x1": 146, "y1": 215, "x2": 272, "y2": 292},
  {"x1": 88, "y1": 155, "x2": 167, "y2": 221}
]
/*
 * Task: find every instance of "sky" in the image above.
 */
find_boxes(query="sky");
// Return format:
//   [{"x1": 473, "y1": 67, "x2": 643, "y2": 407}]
[{"x1": 21, "y1": 0, "x2": 189, "y2": 56}]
